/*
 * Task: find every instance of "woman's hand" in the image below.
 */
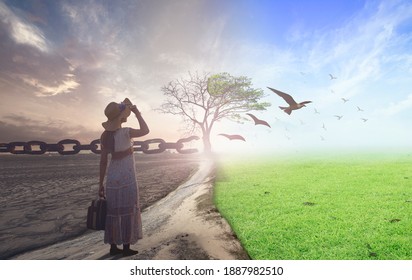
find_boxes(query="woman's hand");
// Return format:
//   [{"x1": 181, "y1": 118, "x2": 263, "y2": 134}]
[
  {"x1": 98, "y1": 184, "x2": 105, "y2": 198},
  {"x1": 130, "y1": 105, "x2": 140, "y2": 115}
]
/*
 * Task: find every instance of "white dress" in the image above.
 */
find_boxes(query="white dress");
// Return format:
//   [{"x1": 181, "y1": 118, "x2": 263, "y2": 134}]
[{"x1": 104, "y1": 127, "x2": 142, "y2": 245}]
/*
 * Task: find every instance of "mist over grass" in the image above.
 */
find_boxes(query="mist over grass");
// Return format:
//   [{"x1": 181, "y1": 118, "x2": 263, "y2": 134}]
[{"x1": 213, "y1": 151, "x2": 412, "y2": 259}]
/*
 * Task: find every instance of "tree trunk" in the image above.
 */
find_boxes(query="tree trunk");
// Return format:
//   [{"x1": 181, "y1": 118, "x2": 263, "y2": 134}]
[{"x1": 202, "y1": 132, "x2": 212, "y2": 154}]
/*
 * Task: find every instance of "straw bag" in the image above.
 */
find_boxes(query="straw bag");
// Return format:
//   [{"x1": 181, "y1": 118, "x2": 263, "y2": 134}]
[{"x1": 86, "y1": 198, "x2": 107, "y2": 230}]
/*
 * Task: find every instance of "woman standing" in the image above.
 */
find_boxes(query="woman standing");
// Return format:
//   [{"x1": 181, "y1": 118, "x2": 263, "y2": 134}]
[{"x1": 99, "y1": 98, "x2": 149, "y2": 257}]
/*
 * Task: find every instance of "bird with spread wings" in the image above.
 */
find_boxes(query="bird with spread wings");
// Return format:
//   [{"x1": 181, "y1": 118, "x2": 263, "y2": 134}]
[
  {"x1": 218, "y1": 134, "x2": 246, "y2": 141},
  {"x1": 267, "y1": 87, "x2": 312, "y2": 115},
  {"x1": 246, "y1": 113, "x2": 271, "y2": 128}
]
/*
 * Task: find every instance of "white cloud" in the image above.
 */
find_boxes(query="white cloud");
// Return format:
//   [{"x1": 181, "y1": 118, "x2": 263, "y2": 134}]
[
  {"x1": 0, "y1": 1, "x2": 48, "y2": 52},
  {"x1": 61, "y1": 1, "x2": 112, "y2": 42},
  {"x1": 21, "y1": 75, "x2": 80, "y2": 97},
  {"x1": 303, "y1": 1, "x2": 412, "y2": 79},
  {"x1": 256, "y1": 1, "x2": 412, "y2": 110},
  {"x1": 61, "y1": 1, "x2": 102, "y2": 24},
  {"x1": 379, "y1": 93, "x2": 412, "y2": 116}
]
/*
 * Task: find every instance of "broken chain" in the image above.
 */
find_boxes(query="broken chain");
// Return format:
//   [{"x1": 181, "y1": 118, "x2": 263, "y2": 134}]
[{"x1": 0, "y1": 136, "x2": 200, "y2": 155}]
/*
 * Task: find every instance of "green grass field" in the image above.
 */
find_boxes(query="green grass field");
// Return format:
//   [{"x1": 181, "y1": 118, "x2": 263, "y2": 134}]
[{"x1": 213, "y1": 153, "x2": 412, "y2": 260}]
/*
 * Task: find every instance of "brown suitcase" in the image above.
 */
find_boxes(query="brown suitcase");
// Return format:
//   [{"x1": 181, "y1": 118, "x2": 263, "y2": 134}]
[{"x1": 86, "y1": 199, "x2": 107, "y2": 230}]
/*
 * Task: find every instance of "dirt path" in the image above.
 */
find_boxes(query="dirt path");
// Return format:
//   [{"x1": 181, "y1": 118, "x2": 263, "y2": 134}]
[{"x1": 12, "y1": 157, "x2": 249, "y2": 260}]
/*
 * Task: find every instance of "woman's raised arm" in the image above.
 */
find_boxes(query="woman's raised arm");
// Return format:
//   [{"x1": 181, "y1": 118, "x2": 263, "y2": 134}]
[{"x1": 129, "y1": 106, "x2": 149, "y2": 138}]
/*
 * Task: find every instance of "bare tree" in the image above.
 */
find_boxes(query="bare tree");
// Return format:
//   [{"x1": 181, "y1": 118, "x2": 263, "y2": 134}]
[{"x1": 158, "y1": 72, "x2": 270, "y2": 154}]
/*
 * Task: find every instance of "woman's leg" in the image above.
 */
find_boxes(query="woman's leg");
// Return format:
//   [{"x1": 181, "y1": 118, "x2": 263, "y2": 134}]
[
  {"x1": 109, "y1": 244, "x2": 123, "y2": 255},
  {"x1": 123, "y1": 244, "x2": 138, "y2": 256}
]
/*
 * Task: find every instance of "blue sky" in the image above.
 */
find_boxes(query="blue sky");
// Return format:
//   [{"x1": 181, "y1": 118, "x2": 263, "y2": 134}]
[{"x1": 0, "y1": 0, "x2": 411, "y2": 155}]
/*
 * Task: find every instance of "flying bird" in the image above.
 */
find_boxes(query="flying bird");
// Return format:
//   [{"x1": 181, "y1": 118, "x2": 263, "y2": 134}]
[
  {"x1": 322, "y1": 123, "x2": 327, "y2": 131},
  {"x1": 329, "y1": 74, "x2": 337, "y2": 80},
  {"x1": 361, "y1": 118, "x2": 368, "y2": 122},
  {"x1": 267, "y1": 87, "x2": 312, "y2": 115},
  {"x1": 341, "y1": 98, "x2": 349, "y2": 103},
  {"x1": 314, "y1": 108, "x2": 320, "y2": 114},
  {"x1": 334, "y1": 115, "x2": 343, "y2": 120},
  {"x1": 357, "y1": 106, "x2": 364, "y2": 112},
  {"x1": 218, "y1": 134, "x2": 246, "y2": 141},
  {"x1": 246, "y1": 113, "x2": 271, "y2": 128}
]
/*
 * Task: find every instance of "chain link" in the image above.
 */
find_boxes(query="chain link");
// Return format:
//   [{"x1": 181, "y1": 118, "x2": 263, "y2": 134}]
[{"x1": 0, "y1": 136, "x2": 200, "y2": 155}]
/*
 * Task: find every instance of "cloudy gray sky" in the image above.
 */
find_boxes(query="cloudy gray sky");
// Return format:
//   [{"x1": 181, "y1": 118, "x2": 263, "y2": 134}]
[{"x1": 1, "y1": 0, "x2": 412, "y2": 155}]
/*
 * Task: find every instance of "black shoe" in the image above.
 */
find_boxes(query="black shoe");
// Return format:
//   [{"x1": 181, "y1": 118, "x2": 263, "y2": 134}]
[
  {"x1": 110, "y1": 247, "x2": 123, "y2": 256},
  {"x1": 123, "y1": 249, "x2": 138, "y2": 257}
]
